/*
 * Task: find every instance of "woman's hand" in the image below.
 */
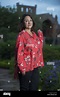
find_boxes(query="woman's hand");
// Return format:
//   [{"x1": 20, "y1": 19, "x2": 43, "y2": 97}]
[
  {"x1": 22, "y1": 71, "x2": 26, "y2": 75},
  {"x1": 38, "y1": 29, "x2": 42, "y2": 33}
]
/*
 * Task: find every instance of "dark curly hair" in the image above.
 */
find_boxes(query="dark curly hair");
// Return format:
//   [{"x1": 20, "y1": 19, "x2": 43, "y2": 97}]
[{"x1": 18, "y1": 14, "x2": 35, "y2": 32}]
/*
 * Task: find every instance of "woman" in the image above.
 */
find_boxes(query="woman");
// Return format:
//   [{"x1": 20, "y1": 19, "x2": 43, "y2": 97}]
[{"x1": 14, "y1": 14, "x2": 44, "y2": 91}]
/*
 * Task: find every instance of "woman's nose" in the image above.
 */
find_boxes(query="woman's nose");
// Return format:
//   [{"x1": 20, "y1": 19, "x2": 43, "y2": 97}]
[{"x1": 28, "y1": 21, "x2": 30, "y2": 24}]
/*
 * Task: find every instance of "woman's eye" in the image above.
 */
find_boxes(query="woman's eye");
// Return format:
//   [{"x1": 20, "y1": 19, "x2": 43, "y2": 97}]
[
  {"x1": 24, "y1": 19, "x2": 32, "y2": 22},
  {"x1": 25, "y1": 20, "x2": 28, "y2": 22},
  {"x1": 30, "y1": 19, "x2": 32, "y2": 21}
]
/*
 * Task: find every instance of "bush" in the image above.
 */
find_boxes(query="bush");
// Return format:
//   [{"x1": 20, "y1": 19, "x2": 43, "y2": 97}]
[
  {"x1": 39, "y1": 63, "x2": 60, "y2": 91},
  {"x1": 43, "y1": 44, "x2": 60, "y2": 61},
  {"x1": 45, "y1": 37, "x2": 53, "y2": 44},
  {"x1": 0, "y1": 40, "x2": 15, "y2": 59}
]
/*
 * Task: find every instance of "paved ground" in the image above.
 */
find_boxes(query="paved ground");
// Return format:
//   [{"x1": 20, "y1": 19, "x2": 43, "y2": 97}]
[{"x1": 0, "y1": 68, "x2": 20, "y2": 91}]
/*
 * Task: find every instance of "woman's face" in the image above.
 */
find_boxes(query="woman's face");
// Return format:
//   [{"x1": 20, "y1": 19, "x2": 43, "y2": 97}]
[{"x1": 24, "y1": 16, "x2": 33, "y2": 30}]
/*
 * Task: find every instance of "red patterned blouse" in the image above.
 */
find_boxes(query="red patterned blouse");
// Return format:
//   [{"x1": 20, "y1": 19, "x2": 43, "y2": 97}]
[{"x1": 15, "y1": 29, "x2": 44, "y2": 74}]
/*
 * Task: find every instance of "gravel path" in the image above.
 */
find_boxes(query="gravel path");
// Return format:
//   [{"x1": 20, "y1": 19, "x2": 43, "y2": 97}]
[{"x1": 0, "y1": 68, "x2": 20, "y2": 91}]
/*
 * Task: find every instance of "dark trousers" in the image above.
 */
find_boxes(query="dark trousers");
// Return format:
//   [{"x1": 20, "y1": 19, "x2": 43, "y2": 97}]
[{"x1": 18, "y1": 67, "x2": 40, "y2": 91}]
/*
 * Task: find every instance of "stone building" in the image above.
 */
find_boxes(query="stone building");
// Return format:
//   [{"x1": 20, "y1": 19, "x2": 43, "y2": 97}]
[
  {"x1": 16, "y1": 2, "x2": 60, "y2": 45},
  {"x1": 16, "y1": 2, "x2": 37, "y2": 15},
  {"x1": 37, "y1": 14, "x2": 59, "y2": 45}
]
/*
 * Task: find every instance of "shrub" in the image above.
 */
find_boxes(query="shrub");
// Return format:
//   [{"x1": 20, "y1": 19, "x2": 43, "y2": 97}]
[
  {"x1": 43, "y1": 44, "x2": 60, "y2": 61},
  {"x1": 38, "y1": 63, "x2": 60, "y2": 91}
]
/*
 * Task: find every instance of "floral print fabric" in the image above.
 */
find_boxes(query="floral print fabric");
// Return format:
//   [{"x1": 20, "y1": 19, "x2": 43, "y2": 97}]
[{"x1": 16, "y1": 30, "x2": 44, "y2": 73}]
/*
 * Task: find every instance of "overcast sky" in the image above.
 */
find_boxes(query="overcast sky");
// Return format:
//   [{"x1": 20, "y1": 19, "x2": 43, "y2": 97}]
[{"x1": 0, "y1": 0, "x2": 60, "y2": 24}]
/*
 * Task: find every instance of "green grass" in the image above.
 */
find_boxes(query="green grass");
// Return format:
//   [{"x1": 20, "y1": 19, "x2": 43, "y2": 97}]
[{"x1": 0, "y1": 57, "x2": 15, "y2": 74}]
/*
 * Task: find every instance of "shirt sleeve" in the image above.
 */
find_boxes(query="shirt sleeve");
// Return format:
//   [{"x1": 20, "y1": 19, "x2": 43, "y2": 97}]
[
  {"x1": 16, "y1": 34, "x2": 26, "y2": 73},
  {"x1": 38, "y1": 29, "x2": 44, "y2": 67}
]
